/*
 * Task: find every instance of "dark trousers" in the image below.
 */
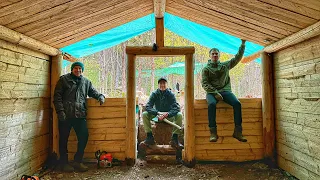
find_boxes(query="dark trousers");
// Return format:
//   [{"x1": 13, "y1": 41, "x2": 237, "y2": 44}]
[
  {"x1": 59, "y1": 118, "x2": 89, "y2": 164},
  {"x1": 206, "y1": 91, "x2": 242, "y2": 128}
]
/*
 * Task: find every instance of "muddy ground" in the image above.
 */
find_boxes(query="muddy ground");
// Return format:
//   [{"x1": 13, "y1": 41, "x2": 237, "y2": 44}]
[{"x1": 42, "y1": 160, "x2": 297, "y2": 180}]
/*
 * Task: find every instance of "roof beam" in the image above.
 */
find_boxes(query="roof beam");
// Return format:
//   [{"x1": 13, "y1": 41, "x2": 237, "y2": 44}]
[
  {"x1": 264, "y1": 21, "x2": 320, "y2": 53},
  {"x1": 154, "y1": 0, "x2": 166, "y2": 18},
  {"x1": 241, "y1": 51, "x2": 262, "y2": 63},
  {"x1": 63, "y1": 53, "x2": 77, "y2": 62},
  {"x1": 0, "y1": 25, "x2": 59, "y2": 56}
]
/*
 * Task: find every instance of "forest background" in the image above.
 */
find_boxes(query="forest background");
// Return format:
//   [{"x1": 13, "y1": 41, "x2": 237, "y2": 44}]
[{"x1": 62, "y1": 29, "x2": 262, "y2": 101}]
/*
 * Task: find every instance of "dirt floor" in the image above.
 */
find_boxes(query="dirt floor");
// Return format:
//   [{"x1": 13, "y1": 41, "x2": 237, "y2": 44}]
[{"x1": 42, "y1": 160, "x2": 297, "y2": 180}]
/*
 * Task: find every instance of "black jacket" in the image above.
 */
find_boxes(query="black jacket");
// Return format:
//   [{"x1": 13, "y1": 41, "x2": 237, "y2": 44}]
[
  {"x1": 145, "y1": 88, "x2": 180, "y2": 118},
  {"x1": 53, "y1": 73, "x2": 103, "y2": 119}
]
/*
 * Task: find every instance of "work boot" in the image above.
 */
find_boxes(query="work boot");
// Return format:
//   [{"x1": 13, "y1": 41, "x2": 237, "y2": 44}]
[
  {"x1": 61, "y1": 163, "x2": 74, "y2": 172},
  {"x1": 170, "y1": 134, "x2": 184, "y2": 150},
  {"x1": 209, "y1": 127, "x2": 218, "y2": 142},
  {"x1": 144, "y1": 132, "x2": 155, "y2": 145},
  {"x1": 233, "y1": 126, "x2": 247, "y2": 142},
  {"x1": 73, "y1": 162, "x2": 89, "y2": 172}
]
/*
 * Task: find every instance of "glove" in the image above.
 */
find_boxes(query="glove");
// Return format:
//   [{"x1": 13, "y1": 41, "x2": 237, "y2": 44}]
[
  {"x1": 57, "y1": 111, "x2": 66, "y2": 121},
  {"x1": 98, "y1": 95, "x2": 105, "y2": 105},
  {"x1": 215, "y1": 93, "x2": 223, "y2": 101},
  {"x1": 158, "y1": 112, "x2": 168, "y2": 121}
]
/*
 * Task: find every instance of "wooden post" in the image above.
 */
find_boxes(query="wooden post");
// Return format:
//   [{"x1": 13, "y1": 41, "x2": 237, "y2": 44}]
[
  {"x1": 156, "y1": 18, "x2": 164, "y2": 47},
  {"x1": 126, "y1": 53, "x2": 137, "y2": 165},
  {"x1": 51, "y1": 52, "x2": 63, "y2": 156},
  {"x1": 261, "y1": 52, "x2": 276, "y2": 167},
  {"x1": 184, "y1": 53, "x2": 196, "y2": 167}
]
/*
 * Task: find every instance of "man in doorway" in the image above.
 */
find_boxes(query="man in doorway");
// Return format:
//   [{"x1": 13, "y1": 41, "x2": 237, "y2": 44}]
[
  {"x1": 201, "y1": 39, "x2": 247, "y2": 142},
  {"x1": 143, "y1": 77, "x2": 183, "y2": 149},
  {"x1": 54, "y1": 62, "x2": 105, "y2": 172}
]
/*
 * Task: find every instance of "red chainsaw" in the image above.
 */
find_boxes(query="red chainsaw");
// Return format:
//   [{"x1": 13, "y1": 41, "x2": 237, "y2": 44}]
[{"x1": 95, "y1": 150, "x2": 122, "y2": 168}]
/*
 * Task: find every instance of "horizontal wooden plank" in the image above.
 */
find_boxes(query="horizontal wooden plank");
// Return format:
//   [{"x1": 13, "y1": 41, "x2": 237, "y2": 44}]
[
  {"x1": 276, "y1": 130, "x2": 320, "y2": 159},
  {"x1": 69, "y1": 133, "x2": 126, "y2": 141},
  {"x1": 274, "y1": 35, "x2": 320, "y2": 66},
  {"x1": 278, "y1": 155, "x2": 320, "y2": 180},
  {"x1": 167, "y1": 1, "x2": 277, "y2": 45},
  {"x1": 0, "y1": 40, "x2": 49, "y2": 60},
  {"x1": 277, "y1": 142, "x2": 320, "y2": 176},
  {"x1": 84, "y1": 127, "x2": 126, "y2": 135},
  {"x1": 196, "y1": 148, "x2": 264, "y2": 157},
  {"x1": 275, "y1": 98, "x2": 320, "y2": 115},
  {"x1": 195, "y1": 117, "x2": 262, "y2": 124},
  {"x1": 1, "y1": 134, "x2": 49, "y2": 163},
  {"x1": 0, "y1": 53, "x2": 50, "y2": 73},
  {"x1": 87, "y1": 97, "x2": 127, "y2": 107},
  {"x1": 277, "y1": 111, "x2": 320, "y2": 129},
  {"x1": 85, "y1": 118, "x2": 126, "y2": 128},
  {"x1": 0, "y1": 109, "x2": 50, "y2": 128},
  {"x1": 0, "y1": 70, "x2": 50, "y2": 85},
  {"x1": 274, "y1": 62, "x2": 317, "y2": 79},
  {"x1": 0, "y1": 98, "x2": 50, "y2": 114},
  {"x1": 195, "y1": 129, "x2": 262, "y2": 137},
  {"x1": 195, "y1": 136, "x2": 263, "y2": 144},
  {"x1": 68, "y1": 140, "x2": 126, "y2": 153},
  {"x1": 195, "y1": 122, "x2": 262, "y2": 131},
  {"x1": 258, "y1": 0, "x2": 320, "y2": 19},
  {"x1": 87, "y1": 107, "x2": 126, "y2": 119},
  {"x1": 195, "y1": 142, "x2": 263, "y2": 151},
  {"x1": 195, "y1": 154, "x2": 262, "y2": 161},
  {"x1": 126, "y1": 46, "x2": 195, "y2": 56},
  {"x1": 194, "y1": 98, "x2": 262, "y2": 109},
  {"x1": 195, "y1": 108, "x2": 262, "y2": 116},
  {"x1": 0, "y1": 89, "x2": 50, "y2": 99},
  {"x1": 68, "y1": 152, "x2": 126, "y2": 161}
]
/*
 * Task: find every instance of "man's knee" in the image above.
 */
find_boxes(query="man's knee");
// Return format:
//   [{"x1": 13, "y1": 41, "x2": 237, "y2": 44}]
[
  {"x1": 142, "y1": 111, "x2": 150, "y2": 119},
  {"x1": 233, "y1": 101, "x2": 242, "y2": 108},
  {"x1": 175, "y1": 112, "x2": 183, "y2": 119},
  {"x1": 208, "y1": 102, "x2": 217, "y2": 108}
]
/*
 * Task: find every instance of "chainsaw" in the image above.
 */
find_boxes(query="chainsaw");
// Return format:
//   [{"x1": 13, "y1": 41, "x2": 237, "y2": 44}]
[
  {"x1": 95, "y1": 150, "x2": 122, "y2": 168},
  {"x1": 21, "y1": 175, "x2": 39, "y2": 180}
]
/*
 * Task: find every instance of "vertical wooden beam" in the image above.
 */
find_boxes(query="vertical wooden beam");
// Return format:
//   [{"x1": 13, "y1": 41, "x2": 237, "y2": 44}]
[
  {"x1": 261, "y1": 52, "x2": 276, "y2": 167},
  {"x1": 184, "y1": 53, "x2": 196, "y2": 167},
  {"x1": 153, "y1": 0, "x2": 166, "y2": 18},
  {"x1": 126, "y1": 53, "x2": 137, "y2": 165},
  {"x1": 51, "y1": 52, "x2": 63, "y2": 156},
  {"x1": 156, "y1": 18, "x2": 164, "y2": 47}
]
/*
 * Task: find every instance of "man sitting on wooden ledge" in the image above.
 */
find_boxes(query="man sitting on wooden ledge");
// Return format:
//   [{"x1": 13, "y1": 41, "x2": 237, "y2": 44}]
[
  {"x1": 54, "y1": 61, "x2": 105, "y2": 172},
  {"x1": 201, "y1": 39, "x2": 247, "y2": 143},
  {"x1": 143, "y1": 77, "x2": 183, "y2": 149}
]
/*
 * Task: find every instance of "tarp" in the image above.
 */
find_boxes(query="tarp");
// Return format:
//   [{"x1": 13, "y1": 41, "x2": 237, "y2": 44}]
[
  {"x1": 137, "y1": 62, "x2": 206, "y2": 77},
  {"x1": 61, "y1": 13, "x2": 263, "y2": 66}
]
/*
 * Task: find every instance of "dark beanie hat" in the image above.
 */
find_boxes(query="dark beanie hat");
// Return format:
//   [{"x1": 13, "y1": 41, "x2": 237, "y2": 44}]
[
  {"x1": 71, "y1": 61, "x2": 84, "y2": 72},
  {"x1": 158, "y1": 77, "x2": 167, "y2": 84}
]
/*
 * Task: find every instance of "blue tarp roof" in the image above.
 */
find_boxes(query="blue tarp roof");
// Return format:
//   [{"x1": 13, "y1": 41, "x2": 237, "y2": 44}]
[
  {"x1": 136, "y1": 62, "x2": 206, "y2": 77},
  {"x1": 61, "y1": 13, "x2": 263, "y2": 65}
]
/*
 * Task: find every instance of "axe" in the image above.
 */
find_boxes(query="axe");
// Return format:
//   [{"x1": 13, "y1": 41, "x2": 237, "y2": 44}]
[{"x1": 152, "y1": 116, "x2": 182, "y2": 130}]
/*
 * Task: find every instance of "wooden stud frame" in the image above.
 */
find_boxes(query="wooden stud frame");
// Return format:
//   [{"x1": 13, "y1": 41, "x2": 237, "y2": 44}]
[{"x1": 125, "y1": 46, "x2": 196, "y2": 167}]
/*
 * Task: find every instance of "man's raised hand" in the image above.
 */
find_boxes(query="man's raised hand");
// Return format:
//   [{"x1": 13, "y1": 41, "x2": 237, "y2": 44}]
[{"x1": 241, "y1": 39, "x2": 246, "y2": 45}]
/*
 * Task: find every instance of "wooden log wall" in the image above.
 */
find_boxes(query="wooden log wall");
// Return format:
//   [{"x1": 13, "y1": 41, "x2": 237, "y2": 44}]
[
  {"x1": 194, "y1": 99, "x2": 263, "y2": 162},
  {"x1": 273, "y1": 35, "x2": 320, "y2": 179},
  {"x1": 0, "y1": 39, "x2": 51, "y2": 179},
  {"x1": 67, "y1": 98, "x2": 127, "y2": 161}
]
